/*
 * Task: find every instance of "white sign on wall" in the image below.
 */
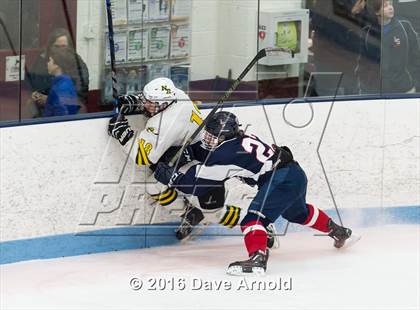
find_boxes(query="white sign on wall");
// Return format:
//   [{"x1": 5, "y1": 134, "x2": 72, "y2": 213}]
[
  {"x1": 128, "y1": 0, "x2": 149, "y2": 22},
  {"x1": 5, "y1": 55, "x2": 25, "y2": 82},
  {"x1": 128, "y1": 29, "x2": 148, "y2": 61},
  {"x1": 105, "y1": 32, "x2": 127, "y2": 64},
  {"x1": 149, "y1": 0, "x2": 170, "y2": 20},
  {"x1": 149, "y1": 27, "x2": 170, "y2": 60},
  {"x1": 110, "y1": 0, "x2": 127, "y2": 25},
  {"x1": 170, "y1": 24, "x2": 190, "y2": 59}
]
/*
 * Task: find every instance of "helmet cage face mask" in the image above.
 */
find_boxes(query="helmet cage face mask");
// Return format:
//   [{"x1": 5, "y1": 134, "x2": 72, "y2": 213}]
[
  {"x1": 202, "y1": 130, "x2": 220, "y2": 150},
  {"x1": 201, "y1": 112, "x2": 239, "y2": 150},
  {"x1": 144, "y1": 99, "x2": 172, "y2": 117},
  {"x1": 143, "y1": 78, "x2": 177, "y2": 117}
]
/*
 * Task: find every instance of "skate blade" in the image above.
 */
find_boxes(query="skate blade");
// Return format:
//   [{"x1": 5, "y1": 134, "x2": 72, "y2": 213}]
[
  {"x1": 339, "y1": 234, "x2": 362, "y2": 249},
  {"x1": 226, "y1": 266, "x2": 266, "y2": 277}
]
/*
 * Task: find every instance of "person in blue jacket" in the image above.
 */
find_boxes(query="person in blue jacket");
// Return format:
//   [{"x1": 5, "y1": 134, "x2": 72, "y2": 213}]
[
  {"x1": 27, "y1": 28, "x2": 89, "y2": 117},
  {"x1": 154, "y1": 111, "x2": 355, "y2": 275},
  {"x1": 42, "y1": 47, "x2": 80, "y2": 117}
]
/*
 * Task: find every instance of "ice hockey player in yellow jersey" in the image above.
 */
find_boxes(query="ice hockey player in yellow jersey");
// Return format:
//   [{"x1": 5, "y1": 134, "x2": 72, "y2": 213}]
[{"x1": 108, "y1": 77, "x2": 203, "y2": 204}]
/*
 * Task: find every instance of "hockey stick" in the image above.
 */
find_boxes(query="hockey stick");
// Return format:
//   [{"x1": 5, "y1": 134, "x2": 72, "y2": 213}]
[
  {"x1": 61, "y1": 0, "x2": 76, "y2": 45},
  {"x1": 105, "y1": 0, "x2": 119, "y2": 111},
  {"x1": 169, "y1": 47, "x2": 295, "y2": 166}
]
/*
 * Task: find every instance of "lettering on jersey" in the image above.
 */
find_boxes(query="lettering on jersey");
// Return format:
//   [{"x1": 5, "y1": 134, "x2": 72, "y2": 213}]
[
  {"x1": 241, "y1": 135, "x2": 274, "y2": 163},
  {"x1": 136, "y1": 139, "x2": 153, "y2": 166},
  {"x1": 190, "y1": 101, "x2": 203, "y2": 126},
  {"x1": 190, "y1": 110, "x2": 203, "y2": 126}
]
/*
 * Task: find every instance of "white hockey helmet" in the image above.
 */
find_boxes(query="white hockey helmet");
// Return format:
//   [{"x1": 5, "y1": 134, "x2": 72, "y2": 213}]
[{"x1": 143, "y1": 78, "x2": 177, "y2": 116}]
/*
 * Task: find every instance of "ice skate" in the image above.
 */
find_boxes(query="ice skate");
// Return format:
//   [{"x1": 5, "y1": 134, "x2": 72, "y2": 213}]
[
  {"x1": 328, "y1": 219, "x2": 360, "y2": 249},
  {"x1": 227, "y1": 250, "x2": 269, "y2": 276},
  {"x1": 175, "y1": 198, "x2": 204, "y2": 240},
  {"x1": 266, "y1": 223, "x2": 280, "y2": 249}
]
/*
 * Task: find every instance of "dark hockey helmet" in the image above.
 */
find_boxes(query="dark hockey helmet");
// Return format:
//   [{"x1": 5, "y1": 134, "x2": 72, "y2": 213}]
[{"x1": 202, "y1": 111, "x2": 240, "y2": 150}]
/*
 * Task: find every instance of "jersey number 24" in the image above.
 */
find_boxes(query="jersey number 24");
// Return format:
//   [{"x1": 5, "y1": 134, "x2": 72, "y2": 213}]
[{"x1": 241, "y1": 135, "x2": 274, "y2": 163}]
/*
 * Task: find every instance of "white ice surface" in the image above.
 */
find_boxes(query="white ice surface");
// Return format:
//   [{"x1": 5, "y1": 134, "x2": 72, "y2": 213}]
[{"x1": 1, "y1": 225, "x2": 419, "y2": 310}]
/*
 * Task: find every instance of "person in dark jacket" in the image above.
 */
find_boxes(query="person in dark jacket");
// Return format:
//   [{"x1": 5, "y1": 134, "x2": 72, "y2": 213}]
[
  {"x1": 355, "y1": 0, "x2": 420, "y2": 94},
  {"x1": 26, "y1": 28, "x2": 89, "y2": 116}
]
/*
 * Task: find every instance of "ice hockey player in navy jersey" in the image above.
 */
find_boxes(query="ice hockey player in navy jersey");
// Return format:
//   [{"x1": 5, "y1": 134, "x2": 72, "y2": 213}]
[{"x1": 154, "y1": 111, "x2": 354, "y2": 275}]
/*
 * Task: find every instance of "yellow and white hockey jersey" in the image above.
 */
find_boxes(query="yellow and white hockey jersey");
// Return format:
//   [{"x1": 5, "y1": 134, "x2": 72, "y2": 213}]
[{"x1": 126, "y1": 88, "x2": 203, "y2": 167}]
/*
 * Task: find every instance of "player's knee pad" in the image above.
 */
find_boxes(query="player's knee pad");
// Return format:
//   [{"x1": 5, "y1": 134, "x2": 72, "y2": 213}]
[{"x1": 198, "y1": 186, "x2": 226, "y2": 210}]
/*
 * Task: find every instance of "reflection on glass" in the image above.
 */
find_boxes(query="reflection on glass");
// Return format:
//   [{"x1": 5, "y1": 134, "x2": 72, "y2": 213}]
[
  {"x1": 257, "y1": 7, "x2": 309, "y2": 99},
  {"x1": 276, "y1": 21, "x2": 300, "y2": 54},
  {"x1": 0, "y1": 0, "x2": 39, "y2": 50},
  {"x1": 37, "y1": 47, "x2": 80, "y2": 117},
  {"x1": 1, "y1": 0, "x2": 418, "y2": 124},
  {"x1": 0, "y1": 1, "x2": 28, "y2": 122},
  {"x1": 26, "y1": 28, "x2": 89, "y2": 118},
  {"x1": 354, "y1": 0, "x2": 420, "y2": 95},
  {"x1": 306, "y1": 0, "x2": 377, "y2": 96}
]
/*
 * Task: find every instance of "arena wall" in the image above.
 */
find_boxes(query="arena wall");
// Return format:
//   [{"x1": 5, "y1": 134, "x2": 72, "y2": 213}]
[{"x1": 1, "y1": 98, "x2": 419, "y2": 263}]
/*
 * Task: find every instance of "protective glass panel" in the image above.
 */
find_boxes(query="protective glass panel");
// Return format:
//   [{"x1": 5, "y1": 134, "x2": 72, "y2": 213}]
[
  {"x1": 1, "y1": 0, "x2": 419, "y2": 123},
  {"x1": 0, "y1": 0, "x2": 35, "y2": 121},
  {"x1": 22, "y1": 0, "x2": 88, "y2": 120},
  {"x1": 378, "y1": 0, "x2": 420, "y2": 94}
]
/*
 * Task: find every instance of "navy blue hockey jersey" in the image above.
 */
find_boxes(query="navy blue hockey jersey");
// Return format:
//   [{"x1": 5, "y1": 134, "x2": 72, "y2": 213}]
[{"x1": 173, "y1": 134, "x2": 276, "y2": 196}]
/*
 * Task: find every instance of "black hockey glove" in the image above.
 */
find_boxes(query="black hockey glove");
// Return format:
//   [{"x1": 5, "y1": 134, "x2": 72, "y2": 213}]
[
  {"x1": 154, "y1": 162, "x2": 184, "y2": 187},
  {"x1": 117, "y1": 92, "x2": 146, "y2": 115},
  {"x1": 108, "y1": 115, "x2": 134, "y2": 146},
  {"x1": 151, "y1": 146, "x2": 195, "y2": 172},
  {"x1": 177, "y1": 146, "x2": 194, "y2": 167},
  {"x1": 150, "y1": 146, "x2": 181, "y2": 172},
  {"x1": 272, "y1": 145, "x2": 294, "y2": 168}
]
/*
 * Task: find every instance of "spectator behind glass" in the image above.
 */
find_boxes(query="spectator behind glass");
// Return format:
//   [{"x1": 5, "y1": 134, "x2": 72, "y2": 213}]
[
  {"x1": 307, "y1": 0, "x2": 378, "y2": 95},
  {"x1": 41, "y1": 47, "x2": 80, "y2": 117},
  {"x1": 355, "y1": 0, "x2": 420, "y2": 94},
  {"x1": 26, "y1": 28, "x2": 89, "y2": 117}
]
